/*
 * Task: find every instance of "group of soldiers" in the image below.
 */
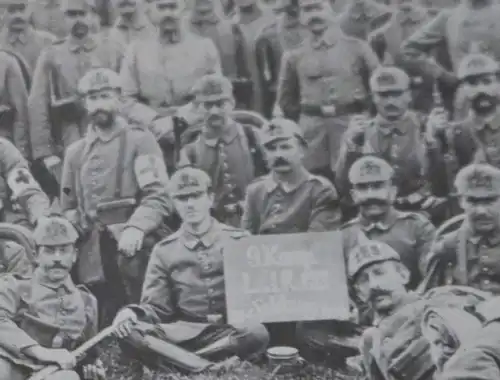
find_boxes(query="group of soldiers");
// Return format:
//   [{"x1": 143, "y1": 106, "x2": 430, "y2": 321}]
[{"x1": 0, "y1": 0, "x2": 499, "y2": 379}]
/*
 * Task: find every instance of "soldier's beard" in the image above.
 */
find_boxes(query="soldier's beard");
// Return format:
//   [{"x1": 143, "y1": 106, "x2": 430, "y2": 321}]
[
  {"x1": 71, "y1": 22, "x2": 89, "y2": 39},
  {"x1": 358, "y1": 199, "x2": 391, "y2": 219},
  {"x1": 471, "y1": 92, "x2": 498, "y2": 116},
  {"x1": 92, "y1": 110, "x2": 115, "y2": 128}
]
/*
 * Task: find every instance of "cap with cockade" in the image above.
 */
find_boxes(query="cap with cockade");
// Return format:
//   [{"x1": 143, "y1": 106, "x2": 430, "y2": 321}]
[
  {"x1": 348, "y1": 240, "x2": 401, "y2": 280},
  {"x1": 33, "y1": 216, "x2": 79, "y2": 246},
  {"x1": 348, "y1": 155, "x2": 394, "y2": 185},
  {"x1": 457, "y1": 52, "x2": 499, "y2": 80},
  {"x1": 78, "y1": 68, "x2": 121, "y2": 96},
  {"x1": 370, "y1": 66, "x2": 410, "y2": 93},
  {"x1": 261, "y1": 117, "x2": 306, "y2": 146},
  {"x1": 192, "y1": 74, "x2": 233, "y2": 103},
  {"x1": 454, "y1": 163, "x2": 500, "y2": 197},
  {"x1": 168, "y1": 167, "x2": 212, "y2": 197}
]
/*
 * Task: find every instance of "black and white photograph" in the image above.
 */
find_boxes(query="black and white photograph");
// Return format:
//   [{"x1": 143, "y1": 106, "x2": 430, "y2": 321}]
[{"x1": 0, "y1": 0, "x2": 497, "y2": 379}]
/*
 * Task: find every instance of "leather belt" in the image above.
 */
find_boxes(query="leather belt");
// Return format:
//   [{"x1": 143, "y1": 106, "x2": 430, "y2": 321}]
[{"x1": 300, "y1": 101, "x2": 366, "y2": 117}]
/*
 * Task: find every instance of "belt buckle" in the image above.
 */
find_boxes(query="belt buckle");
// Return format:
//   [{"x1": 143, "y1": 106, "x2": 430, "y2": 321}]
[{"x1": 320, "y1": 105, "x2": 337, "y2": 117}]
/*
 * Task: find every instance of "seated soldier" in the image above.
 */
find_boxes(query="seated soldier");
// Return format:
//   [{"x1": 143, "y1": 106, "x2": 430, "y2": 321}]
[
  {"x1": 0, "y1": 215, "x2": 104, "y2": 380},
  {"x1": 112, "y1": 167, "x2": 269, "y2": 377},
  {"x1": 424, "y1": 164, "x2": 500, "y2": 294}
]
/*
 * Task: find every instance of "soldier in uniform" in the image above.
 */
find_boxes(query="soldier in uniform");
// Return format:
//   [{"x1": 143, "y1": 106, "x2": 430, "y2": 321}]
[
  {"x1": 368, "y1": 0, "x2": 434, "y2": 114},
  {"x1": 231, "y1": 0, "x2": 274, "y2": 113},
  {"x1": 29, "y1": 0, "x2": 67, "y2": 38},
  {"x1": 424, "y1": 164, "x2": 500, "y2": 295},
  {"x1": 255, "y1": 0, "x2": 308, "y2": 118},
  {"x1": 112, "y1": 167, "x2": 270, "y2": 377},
  {"x1": 61, "y1": 68, "x2": 171, "y2": 324},
  {"x1": 342, "y1": 156, "x2": 436, "y2": 291},
  {"x1": 401, "y1": 0, "x2": 500, "y2": 116},
  {"x1": 107, "y1": 0, "x2": 154, "y2": 53},
  {"x1": 425, "y1": 51, "x2": 500, "y2": 190},
  {"x1": 0, "y1": 0, "x2": 55, "y2": 77},
  {"x1": 179, "y1": 74, "x2": 267, "y2": 227},
  {"x1": 28, "y1": 0, "x2": 122, "y2": 180},
  {"x1": 242, "y1": 117, "x2": 341, "y2": 235},
  {"x1": 0, "y1": 215, "x2": 104, "y2": 380},
  {"x1": 336, "y1": 66, "x2": 446, "y2": 222},
  {"x1": 185, "y1": 0, "x2": 249, "y2": 109},
  {"x1": 277, "y1": 0, "x2": 379, "y2": 181},
  {"x1": 119, "y1": 0, "x2": 221, "y2": 148}
]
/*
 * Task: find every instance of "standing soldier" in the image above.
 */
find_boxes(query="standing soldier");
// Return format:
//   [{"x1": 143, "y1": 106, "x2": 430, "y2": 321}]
[
  {"x1": 112, "y1": 167, "x2": 269, "y2": 379},
  {"x1": 401, "y1": 0, "x2": 500, "y2": 116},
  {"x1": 255, "y1": 0, "x2": 308, "y2": 118},
  {"x1": 342, "y1": 156, "x2": 436, "y2": 290},
  {"x1": 186, "y1": 0, "x2": 249, "y2": 109},
  {"x1": 29, "y1": 0, "x2": 67, "y2": 38},
  {"x1": 179, "y1": 74, "x2": 267, "y2": 227},
  {"x1": 424, "y1": 164, "x2": 500, "y2": 294},
  {"x1": 119, "y1": 0, "x2": 221, "y2": 142},
  {"x1": 61, "y1": 68, "x2": 171, "y2": 326},
  {"x1": 335, "y1": 66, "x2": 446, "y2": 222},
  {"x1": 337, "y1": 0, "x2": 393, "y2": 41},
  {"x1": 277, "y1": 0, "x2": 379, "y2": 181},
  {"x1": 242, "y1": 118, "x2": 340, "y2": 235},
  {"x1": 107, "y1": 0, "x2": 154, "y2": 53},
  {"x1": 0, "y1": 215, "x2": 105, "y2": 380},
  {"x1": 28, "y1": 0, "x2": 122, "y2": 183},
  {"x1": 368, "y1": 0, "x2": 434, "y2": 113},
  {"x1": 0, "y1": 0, "x2": 55, "y2": 78},
  {"x1": 231, "y1": 0, "x2": 275, "y2": 113},
  {"x1": 426, "y1": 51, "x2": 500, "y2": 179}
]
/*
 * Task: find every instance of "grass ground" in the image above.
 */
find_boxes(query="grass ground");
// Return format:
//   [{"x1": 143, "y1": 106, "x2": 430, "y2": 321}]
[{"x1": 99, "y1": 339, "x2": 360, "y2": 380}]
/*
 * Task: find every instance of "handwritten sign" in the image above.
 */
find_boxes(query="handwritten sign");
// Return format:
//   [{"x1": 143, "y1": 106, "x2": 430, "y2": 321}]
[{"x1": 223, "y1": 232, "x2": 349, "y2": 324}]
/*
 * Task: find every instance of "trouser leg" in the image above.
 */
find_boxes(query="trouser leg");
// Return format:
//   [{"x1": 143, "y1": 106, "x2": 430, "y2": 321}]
[{"x1": 45, "y1": 370, "x2": 80, "y2": 380}]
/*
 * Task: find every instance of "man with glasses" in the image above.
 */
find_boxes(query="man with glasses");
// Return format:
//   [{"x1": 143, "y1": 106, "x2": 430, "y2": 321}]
[
  {"x1": 28, "y1": 0, "x2": 122, "y2": 179},
  {"x1": 179, "y1": 74, "x2": 266, "y2": 227}
]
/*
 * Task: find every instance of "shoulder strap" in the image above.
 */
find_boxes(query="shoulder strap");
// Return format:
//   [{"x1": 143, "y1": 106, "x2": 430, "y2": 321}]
[
  {"x1": 0, "y1": 49, "x2": 31, "y2": 90},
  {"x1": 456, "y1": 225, "x2": 469, "y2": 285},
  {"x1": 242, "y1": 125, "x2": 268, "y2": 177}
]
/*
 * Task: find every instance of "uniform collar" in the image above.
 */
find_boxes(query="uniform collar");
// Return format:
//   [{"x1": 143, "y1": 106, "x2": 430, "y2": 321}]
[
  {"x1": 358, "y1": 208, "x2": 399, "y2": 233},
  {"x1": 202, "y1": 120, "x2": 241, "y2": 147},
  {"x1": 464, "y1": 221, "x2": 500, "y2": 247},
  {"x1": 85, "y1": 116, "x2": 127, "y2": 146},
  {"x1": 67, "y1": 35, "x2": 97, "y2": 53},
  {"x1": 114, "y1": 13, "x2": 151, "y2": 31},
  {"x1": 190, "y1": 11, "x2": 220, "y2": 26},
  {"x1": 311, "y1": 26, "x2": 340, "y2": 50},
  {"x1": 264, "y1": 170, "x2": 312, "y2": 194},
  {"x1": 33, "y1": 268, "x2": 77, "y2": 293},
  {"x1": 181, "y1": 218, "x2": 221, "y2": 250},
  {"x1": 473, "y1": 111, "x2": 500, "y2": 132},
  {"x1": 375, "y1": 113, "x2": 409, "y2": 136},
  {"x1": 158, "y1": 27, "x2": 182, "y2": 44},
  {"x1": 0, "y1": 26, "x2": 32, "y2": 45}
]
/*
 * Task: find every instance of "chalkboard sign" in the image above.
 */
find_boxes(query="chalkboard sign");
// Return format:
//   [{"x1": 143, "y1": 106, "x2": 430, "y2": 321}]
[{"x1": 223, "y1": 232, "x2": 349, "y2": 324}]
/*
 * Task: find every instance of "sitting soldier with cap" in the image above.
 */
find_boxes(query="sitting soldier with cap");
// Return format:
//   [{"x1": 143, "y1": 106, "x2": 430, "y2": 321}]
[
  {"x1": 242, "y1": 117, "x2": 340, "y2": 235},
  {"x1": 112, "y1": 167, "x2": 269, "y2": 377},
  {"x1": 424, "y1": 164, "x2": 500, "y2": 295},
  {"x1": 0, "y1": 214, "x2": 104, "y2": 380},
  {"x1": 179, "y1": 74, "x2": 267, "y2": 227},
  {"x1": 336, "y1": 65, "x2": 446, "y2": 222}
]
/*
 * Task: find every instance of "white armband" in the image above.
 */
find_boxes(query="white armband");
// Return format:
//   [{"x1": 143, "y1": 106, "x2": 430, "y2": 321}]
[
  {"x1": 7, "y1": 168, "x2": 39, "y2": 199},
  {"x1": 134, "y1": 155, "x2": 168, "y2": 188}
]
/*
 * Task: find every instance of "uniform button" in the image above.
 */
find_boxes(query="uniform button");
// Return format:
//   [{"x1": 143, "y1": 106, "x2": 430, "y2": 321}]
[
  {"x1": 483, "y1": 279, "x2": 491, "y2": 285},
  {"x1": 482, "y1": 267, "x2": 489, "y2": 273}
]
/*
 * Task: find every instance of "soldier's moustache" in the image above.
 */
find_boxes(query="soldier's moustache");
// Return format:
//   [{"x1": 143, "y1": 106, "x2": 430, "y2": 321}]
[
  {"x1": 50, "y1": 262, "x2": 68, "y2": 270},
  {"x1": 368, "y1": 288, "x2": 392, "y2": 303},
  {"x1": 358, "y1": 198, "x2": 388, "y2": 207},
  {"x1": 272, "y1": 157, "x2": 290, "y2": 168},
  {"x1": 471, "y1": 92, "x2": 498, "y2": 116},
  {"x1": 71, "y1": 22, "x2": 89, "y2": 38}
]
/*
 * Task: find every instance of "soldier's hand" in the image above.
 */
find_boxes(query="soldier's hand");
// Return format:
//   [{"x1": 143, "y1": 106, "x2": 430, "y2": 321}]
[
  {"x1": 426, "y1": 107, "x2": 448, "y2": 138},
  {"x1": 345, "y1": 114, "x2": 370, "y2": 148},
  {"x1": 151, "y1": 116, "x2": 175, "y2": 143},
  {"x1": 82, "y1": 359, "x2": 106, "y2": 380},
  {"x1": 113, "y1": 308, "x2": 138, "y2": 338},
  {"x1": 43, "y1": 155, "x2": 62, "y2": 170},
  {"x1": 118, "y1": 226, "x2": 145, "y2": 257}
]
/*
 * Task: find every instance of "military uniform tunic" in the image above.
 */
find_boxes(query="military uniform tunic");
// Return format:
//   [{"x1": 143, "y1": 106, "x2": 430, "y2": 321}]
[
  {"x1": 277, "y1": 27, "x2": 379, "y2": 171},
  {"x1": 28, "y1": 35, "x2": 123, "y2": 160},
  {"x1": 343, "y1": 210, "x2": 436, "y2": 290},
  {"x1": 242, "y1": 173, "x2": 341, "y2": 234},
  {"x1": 0, "y1": 270, "x2": 97, "y2": 371}
]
